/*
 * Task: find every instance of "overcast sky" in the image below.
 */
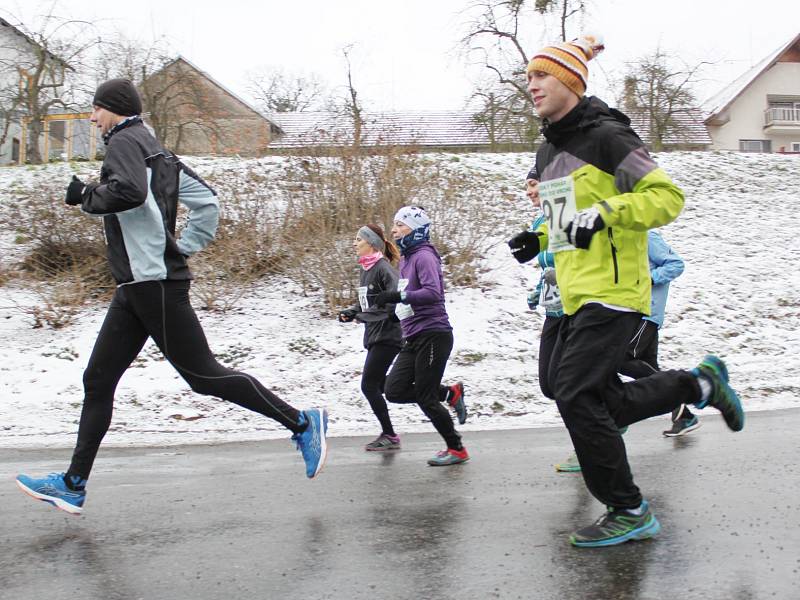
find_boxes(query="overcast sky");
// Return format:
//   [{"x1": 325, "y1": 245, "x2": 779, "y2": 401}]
[{"x1": 2, "y1": 0, "x2": 798, "y2": 111}]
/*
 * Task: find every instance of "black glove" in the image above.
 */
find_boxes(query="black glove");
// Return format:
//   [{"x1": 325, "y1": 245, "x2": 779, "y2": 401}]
[
  {"x1": 338, "y1": 308, "x2": 357, "y2": 323},
  {"x1": 507, "y1": 230, "x2": 541, "y2": 264},
  {"x1": 65, "y1": 175, "x2": 85, "y2": 206},
  {"x1": 564, "y1": 207, "x2": 605, "y2": 249},
  {"x1": 375, "y1": 290, "x2": 402, "y2": 307}
]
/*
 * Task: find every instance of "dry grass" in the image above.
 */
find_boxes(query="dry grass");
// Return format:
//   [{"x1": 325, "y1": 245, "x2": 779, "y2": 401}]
[
  {"x1": 278, "y1": 147, "x2": 498, "y2": 311},
  {"x1": 2, "y1": 149, "x2": 502, "y2": 326}
]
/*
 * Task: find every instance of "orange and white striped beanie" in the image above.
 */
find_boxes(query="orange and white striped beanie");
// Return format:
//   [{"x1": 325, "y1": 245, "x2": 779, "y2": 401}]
[{"x1": 527, "y1": 34, "x2": 605, "y2": 97}]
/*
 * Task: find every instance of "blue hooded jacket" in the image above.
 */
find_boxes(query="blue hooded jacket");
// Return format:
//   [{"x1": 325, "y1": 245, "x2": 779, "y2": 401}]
[{"x1": 646, "y1": 230, "x2": 684, "y2": 327}]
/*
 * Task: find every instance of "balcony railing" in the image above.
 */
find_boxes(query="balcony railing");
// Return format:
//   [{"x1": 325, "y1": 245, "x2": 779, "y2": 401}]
[{"x1": 764, "y1": 107, "x2": 800, "y2": 126}]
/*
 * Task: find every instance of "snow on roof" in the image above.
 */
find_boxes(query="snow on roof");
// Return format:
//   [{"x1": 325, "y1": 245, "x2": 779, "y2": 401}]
[
  {"x1": 702, "y1": 32, "x2": 800, "y2": 122},
  {"x1": 269, "y1": 107, "x2": 710, "y2": 150},
  {"x1": 268, "y1": 110, "x2": 527, "y2": 149},
  {"x1": 627, "y1": 107, "x2": 712, "y2": 146}
]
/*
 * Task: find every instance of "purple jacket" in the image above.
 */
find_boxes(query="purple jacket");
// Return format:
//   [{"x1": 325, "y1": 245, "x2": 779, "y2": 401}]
[{"x1": 398, "y1": 242, "x2": 452, "y2": 338}]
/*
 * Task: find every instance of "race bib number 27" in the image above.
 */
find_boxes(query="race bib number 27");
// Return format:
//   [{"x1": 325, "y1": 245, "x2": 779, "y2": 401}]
[{"x1": 539, "y1": 176, "x2": 577, "y2": 253}]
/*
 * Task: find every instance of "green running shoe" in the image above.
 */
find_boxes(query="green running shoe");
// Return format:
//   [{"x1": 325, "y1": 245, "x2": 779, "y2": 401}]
[
  {"x1": 570, "y1": 500, "x2": 661, "y2": 547},
  {"x1": 692, "y1": 355, "x2": 744, "y2": 432},
  {"x1": 555, "y1": 453, "x2": 581, "y2": 473}
]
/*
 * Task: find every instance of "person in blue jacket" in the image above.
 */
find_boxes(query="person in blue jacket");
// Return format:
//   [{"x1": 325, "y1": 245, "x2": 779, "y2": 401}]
[{"x1": 620, "y1": 230, "x2": 698, "y2": 436}]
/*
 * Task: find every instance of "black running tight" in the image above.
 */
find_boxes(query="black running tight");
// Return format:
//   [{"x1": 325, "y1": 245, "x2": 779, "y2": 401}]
[
  {"x1": 67, "y1": 280, "x2": 302, "y2": 480},
  {"x1": 361, "y1": 344, "x2": 400, "y2": 436}
]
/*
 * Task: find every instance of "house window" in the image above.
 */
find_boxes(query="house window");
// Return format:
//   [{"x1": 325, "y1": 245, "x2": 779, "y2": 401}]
[
  {"x1": 11, "y1": 138, "x2": 20, "y2": 163},
  {"x1": 739, "y1": 139, "x2": 772, "y2": 153},
  {"x1": 792, "y1": 142, "x2": 800, "y2": 153}
]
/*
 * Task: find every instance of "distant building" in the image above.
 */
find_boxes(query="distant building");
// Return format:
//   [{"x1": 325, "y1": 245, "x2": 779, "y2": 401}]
[
  {"x1": 0, "y1": 17, "x2": 94, "y2": 164},
  {"x1": 141, "y1": 56, "x2": 280, "y2": 157},
  {"x1": 626, "y1": 107, "x2": 712, "y2": 151},
  {"x1": 268, "y1": 107, "x2": 710, "y2": 154},
  {"x1": 704, "y1": 32, "x2": 800, "y2": 153},
  {"x1": 268, "y1": 110, "x2": 531, "y2": 154}
]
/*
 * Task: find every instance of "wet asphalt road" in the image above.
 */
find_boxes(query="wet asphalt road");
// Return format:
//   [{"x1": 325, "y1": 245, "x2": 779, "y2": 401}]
[{"x1": 1, "y1": 408, "x2": 798, "y2": 600}]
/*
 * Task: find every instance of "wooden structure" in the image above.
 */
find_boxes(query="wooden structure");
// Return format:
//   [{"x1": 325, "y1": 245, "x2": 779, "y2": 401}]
[{"x1": 17, "y1": 112, "x2": 96, "y2": 164}]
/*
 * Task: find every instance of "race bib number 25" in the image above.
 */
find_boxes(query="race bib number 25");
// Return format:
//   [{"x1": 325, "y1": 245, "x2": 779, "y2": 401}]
[{"x1": 539, "y1": 176, "x2": 577, "y2": 253}]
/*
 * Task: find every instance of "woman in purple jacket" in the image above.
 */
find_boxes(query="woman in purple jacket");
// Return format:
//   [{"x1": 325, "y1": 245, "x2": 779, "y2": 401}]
[{"x1": 375, "y1": 206, "x2": 469, "y2": 466}]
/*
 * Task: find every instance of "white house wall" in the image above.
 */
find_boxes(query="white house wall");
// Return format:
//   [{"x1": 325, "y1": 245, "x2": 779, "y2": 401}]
[
  {"x1": 708, "y1": 62, "x2": 800, "y2": 151},
  {"x1": 0, "y1": 25, "x2": 34, "y2": 164}
]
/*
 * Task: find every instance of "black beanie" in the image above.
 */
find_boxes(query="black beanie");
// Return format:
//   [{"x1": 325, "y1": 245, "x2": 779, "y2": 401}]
[{"x1": 92, "y1": 78, "x2": 142, "y2": 116}]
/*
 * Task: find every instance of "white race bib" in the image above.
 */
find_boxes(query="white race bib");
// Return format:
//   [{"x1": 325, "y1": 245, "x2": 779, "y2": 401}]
[
  {"x1": 539, "y1": 176, "x2": 577, "y2": 253},
  {"x1": 395, "y1": 279, "x2": 415, "y2": 321},
  {"x1": 357, "y1": 286, "x2": 369, "y2": 312},
  {"x1": 539, "y1": 269, "x2": 563, "y2": 312}
]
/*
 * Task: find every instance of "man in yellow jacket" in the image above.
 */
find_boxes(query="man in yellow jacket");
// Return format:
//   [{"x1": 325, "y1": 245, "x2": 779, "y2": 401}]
[{"x1": 508, "y1": 35, "x2": 744, "y2": 548}]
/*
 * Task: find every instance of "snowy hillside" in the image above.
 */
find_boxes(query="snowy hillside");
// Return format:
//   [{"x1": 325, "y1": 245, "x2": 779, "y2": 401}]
[{"x1": 0, "y1": 151, "x2": 798, "y2": 448}]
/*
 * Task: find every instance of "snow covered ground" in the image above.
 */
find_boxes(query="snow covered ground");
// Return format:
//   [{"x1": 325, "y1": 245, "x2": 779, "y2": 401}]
[{"x1": 0, "y1": 151, "x2": 798, "y2": 449}]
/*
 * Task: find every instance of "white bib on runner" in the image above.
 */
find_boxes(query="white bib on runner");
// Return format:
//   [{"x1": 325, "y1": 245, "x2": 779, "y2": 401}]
[
  {"x1": 539, "y1": 269, "x2": 563, "y2": 312},
  {"x1": 539, "y1": 175, "x2": 578, "y2": 253},
  {"x1": 395, "y1": 279, "x2": 415, "y2": 321},
  {"x1": 357, "y1": 286, "x2": 369, "y2": 312}
]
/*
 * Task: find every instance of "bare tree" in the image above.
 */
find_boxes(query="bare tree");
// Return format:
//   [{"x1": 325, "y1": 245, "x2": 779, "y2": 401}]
[
  {"x1": 460, "y1": 1, "x2": 587, "y2": 145},
  {"x1": 533, "y1": 0, "x2": 586, "y2": 43},
  {"x1": 94, "y1": 35, "x2": 224, "y2": 154},
  {"x1": 341, "y1": 45, "x2": 363, "y2": 148},
  {"x1": 470, "y1": 80, "x2": 537, "y2": 148},
  {"x1": 621, "y1": 48, "x2": 706, "y2": 151},
  {"x1": 0, "y1": 8, "x2": 97, "y2": 163},
  {"x1": 245, "y1": 68, "x2": 325, "y2": 114}
]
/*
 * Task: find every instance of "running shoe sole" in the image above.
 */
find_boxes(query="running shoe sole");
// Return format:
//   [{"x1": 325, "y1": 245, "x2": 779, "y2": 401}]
[
  {"x1": 15, "y1": 479, "x2": 83, "y2": 515},
  {"x1": 663, "y1": 420, "x2": 702, "y2": 437},
  {"x1": 570, "y1": 516, "x2": 661, "y2": 548},
  {"x1": 555, "y1": 464, "x2": 582, "y2": 473},
  {"x1": 312, "y1": 409, "x2": 329, "y2": 478},
  {"x1": 365, "y1": 444, "x2": 401, "y2": 452},
  {"x1": 427, "y1": 456, "x2": 470, "y2": 466}
]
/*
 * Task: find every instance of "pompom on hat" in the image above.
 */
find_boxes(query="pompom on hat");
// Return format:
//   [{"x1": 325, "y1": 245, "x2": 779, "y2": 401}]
[{"x1": 526, "y1": 34, "x2": 605, "y2": 97}]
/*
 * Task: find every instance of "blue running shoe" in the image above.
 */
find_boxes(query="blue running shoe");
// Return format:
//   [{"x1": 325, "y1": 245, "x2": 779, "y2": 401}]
[
  {"x1": 16, "y1": 472, "x2": 86, "y2": 515},
  {"x1": 692, "y1": 355, "x2": 744, "y2": 432},
  {"x1": 292, "y1": 409, "x2": 328, "y2": 478},
  {"x1": 570, "y1": 500, "x2": 661, "y2": 548}
]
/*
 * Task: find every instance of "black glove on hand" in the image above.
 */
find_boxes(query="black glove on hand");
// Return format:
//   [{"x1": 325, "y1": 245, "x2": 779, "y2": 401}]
[
  {"x1": 375, "y1": 290, "x2": 402, "y2": 308},
  {"x1": 507, "y1": 230, "x2": 541, "y2": 264},
  {"x1": 338, "y1": 308, "x2": 357, "y2": 323},
  {"x1": 65, "y1": 175, "x2": 85, "y2": 206},
  {"x1": 564, "y1": 207, "x2": 605, "y2": 249}
]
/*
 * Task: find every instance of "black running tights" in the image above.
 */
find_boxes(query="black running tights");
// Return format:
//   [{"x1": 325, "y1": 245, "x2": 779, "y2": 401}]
[
  {"x1": 361, "y1": 343, "x2": 400, "y2": 436},
  {"x1": 67, "y1": 280, "x2": 302, "y2": 480}
]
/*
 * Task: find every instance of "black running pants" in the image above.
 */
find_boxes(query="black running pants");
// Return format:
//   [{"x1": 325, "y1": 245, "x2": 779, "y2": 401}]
[
  {"x1": 67, "y1": 280, "x2": 302, "y2": 480},
  {"x1": 544, "y1": 303, "x2": 700, "y2": 509},
  {"x1": 620, "y1": 319, "x2": 696, "y2": 420},
  {"x1": 384, "y1": 330, "x2": 461, "y2": 449},
  {"x1": 361, "y1": 343, "x2": 400, "y2": 435}
]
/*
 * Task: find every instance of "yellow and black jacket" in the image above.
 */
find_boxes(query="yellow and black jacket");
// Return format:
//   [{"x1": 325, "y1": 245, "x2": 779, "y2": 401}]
[{"x1": 534, "y1": 96, "x2": 684, "y2": 316}]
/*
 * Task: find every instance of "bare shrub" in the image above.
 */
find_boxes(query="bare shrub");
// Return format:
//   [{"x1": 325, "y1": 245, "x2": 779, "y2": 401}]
[
  {"x1": 188, "y1": 170, "x2": 288, "y2": 312},
  {"x1": 18, "y1": 265, "x2": 100, "y2": 329},
  {"x1": 0, "y1": 264, "x2": 11, "y2": 287},
  {"x1": 10, "y1": 184, "x2": 115, "y2": 307},
  {"x1": 280, "y1": 147, "x2": 500, "y2": 310}
]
